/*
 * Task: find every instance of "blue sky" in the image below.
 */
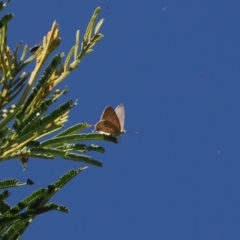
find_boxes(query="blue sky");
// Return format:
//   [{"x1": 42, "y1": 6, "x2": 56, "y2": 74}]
[{"x1": 2, "y1": 0, "x2": 240, "y2": 239}]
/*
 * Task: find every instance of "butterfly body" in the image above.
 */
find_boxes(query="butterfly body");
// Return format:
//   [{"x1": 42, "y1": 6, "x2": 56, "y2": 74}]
[{"x1": 95, "y1": 104, "x2": 125, "y2": 137}]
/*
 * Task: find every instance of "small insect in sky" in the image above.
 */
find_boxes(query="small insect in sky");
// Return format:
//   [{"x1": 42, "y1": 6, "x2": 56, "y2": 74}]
[{"x1": 162, "y1": 6, "x2": 167, "y2": 11}]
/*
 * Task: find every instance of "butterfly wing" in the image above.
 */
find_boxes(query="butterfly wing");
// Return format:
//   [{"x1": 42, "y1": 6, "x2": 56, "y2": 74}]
[
  {"x1": 115, "y1": 104, "x2": 125, "y2": 132},
  {"x1": 101, "y1": 106, "x2": 114, "y2": 120},
  {"x1": 95, "y1": 120, "x2": 120, "y2": 135},
  {"x1": 99, "y1": 106, "x2": 121, "y2": 131}
]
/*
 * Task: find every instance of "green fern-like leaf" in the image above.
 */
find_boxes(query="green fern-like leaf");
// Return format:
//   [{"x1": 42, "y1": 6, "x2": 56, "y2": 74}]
[
  {"x1": 16, "y1": 53, "x2": 64, "y2": 120},
  {"x1": 0, "y1": 219, "x2": 28, "y2": 240},
  {"x1": 57, "y1": 143, "x2": 105, "y2": 153},
  {"x1": 0, "y1": 200, "x2": 11, "y2": 214},
  {"x1": 64, "y1": 152, "x2": 103, "y2": 167},
  {"x1": 0, "y1": 190, "x2": 10, "y2": 201},
  {"x1": 4, "y1": 189, "x2": 47, "y2": 217},
  {"x1": 15, "y1": 98, "x2": 56, "y2": 132},
  {"x1": 54, "y1": 122, "x2": 92, "y2": 138},
  {"x1": 54, "y1": 167, "x2": 87, "y2": 189},
  {"x1": 27, "y1": 203, "x2": 68, "y2": 215},
  {"x1": 15, "y1": 100, "x2": 74, "y2": 143},
  {"x1": 0, "y1": 13, "x2": 13, "y2": 28},
  {"x1": 0, "y1": 179, "x2": 20, "y2": 189},
  {"x1": 40, "y1": 133, "x2": 118, "y2": 147},
  {"x1": 84, "y1": 7, "x2": 101, "y2": 44}
]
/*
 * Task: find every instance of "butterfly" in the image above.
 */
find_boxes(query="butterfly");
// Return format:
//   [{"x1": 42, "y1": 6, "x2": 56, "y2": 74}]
[{"x1": 95, "y1": 104, "x2": 125, "y2": 137}]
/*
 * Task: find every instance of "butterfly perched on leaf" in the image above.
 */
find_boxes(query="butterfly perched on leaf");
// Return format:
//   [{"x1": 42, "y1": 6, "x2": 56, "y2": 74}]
[{"x1": 95, "y1": 104, "x2": 125, "y2": 137}]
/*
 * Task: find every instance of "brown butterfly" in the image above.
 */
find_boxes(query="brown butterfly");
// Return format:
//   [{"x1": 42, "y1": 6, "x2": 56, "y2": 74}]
[{"x1": 95, "y1": 104, "x2": 125, "y2": 137}]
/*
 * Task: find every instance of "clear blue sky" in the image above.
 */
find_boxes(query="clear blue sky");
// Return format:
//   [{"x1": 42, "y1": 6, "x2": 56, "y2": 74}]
[{"x1": 3, "y1": 0, "x2": 240, "y2": 239}]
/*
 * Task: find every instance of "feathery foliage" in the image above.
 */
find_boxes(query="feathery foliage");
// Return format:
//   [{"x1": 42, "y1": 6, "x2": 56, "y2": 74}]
[
  {"x1": 0, "y1": 3, "x2": 115, "y2": 166},
  {"x1": 0, "y1": 168, "x2": 86, "y2": 239},
  {"x1": 0, "y1": 1, "x2": 117, "y2": 237}
]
